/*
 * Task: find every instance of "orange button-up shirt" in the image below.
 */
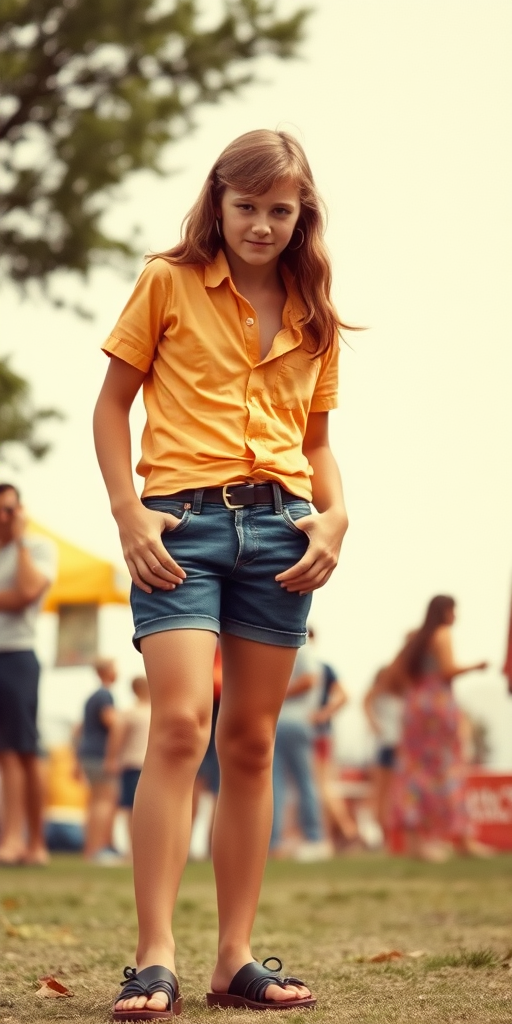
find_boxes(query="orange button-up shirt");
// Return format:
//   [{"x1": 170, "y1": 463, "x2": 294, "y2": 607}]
[{"x1": 102, "y1": 250, "x2": 339, "y2": 501}]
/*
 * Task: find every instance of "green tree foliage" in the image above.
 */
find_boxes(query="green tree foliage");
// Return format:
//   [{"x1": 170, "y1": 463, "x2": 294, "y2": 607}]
[
  {"x1": 0, "y1": 0, "x2": 308, "y2": 290},
  {"x1": 0, "y1": 356, "x2": 63, "y2": 462}
]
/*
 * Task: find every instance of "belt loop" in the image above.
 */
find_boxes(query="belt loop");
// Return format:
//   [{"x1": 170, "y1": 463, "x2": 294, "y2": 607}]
[
  {"x1": 271, "y1": 482, "x2": 283, "y2": 514},
  {"x1": 192, "y1": 489, "x2": 204, "y2": 514}
]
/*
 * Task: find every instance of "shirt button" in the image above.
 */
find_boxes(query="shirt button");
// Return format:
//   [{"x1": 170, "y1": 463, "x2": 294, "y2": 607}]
[{"x1": 246, "y1": 317, "x2": 254, "y2": 326}]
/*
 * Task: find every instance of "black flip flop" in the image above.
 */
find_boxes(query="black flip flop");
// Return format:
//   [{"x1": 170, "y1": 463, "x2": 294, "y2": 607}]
[
  {"x1": 112, "y1": 965, "x2": 182, "y2": 1021},
  {"x1": 206, "y1": 956, "x2": 316, "y2": 1011}
]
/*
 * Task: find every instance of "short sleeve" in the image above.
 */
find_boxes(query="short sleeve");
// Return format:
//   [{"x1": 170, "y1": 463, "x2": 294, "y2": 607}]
[
  {"x1": 310, "y1": 332, "x2": 339, "y2": 412},
  {"x1": 102, "y1": 258, "x2": 174, "y2": 373},
  {"x1": 96, "y1": 689, "x2": 114, "y2": 711},
  {"x1": 28, "y1": 537, "x2": 58, "y2": 584}
]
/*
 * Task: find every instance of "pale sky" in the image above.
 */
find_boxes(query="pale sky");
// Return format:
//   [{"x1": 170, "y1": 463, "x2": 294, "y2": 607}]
[{"x1": 3, "y1": 1, "x2": 512, "y2": 763}]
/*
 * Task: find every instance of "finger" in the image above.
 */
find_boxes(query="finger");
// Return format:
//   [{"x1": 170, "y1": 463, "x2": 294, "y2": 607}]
[
  {"x1": 282, "y1": 565, "x2": 335, "y2": 594},
  {"x1": 126, "y1": 559, "x2": 153, "y2": 594},
  {"x1": 148, "y1": 541, "x2": 187, "y2": 581},
  {"x1": 275, "y1": 551, "x2": 316, "y2": 583},
  {"x1": 144, "y1": 555, "x2": 186, "y2": 584}
]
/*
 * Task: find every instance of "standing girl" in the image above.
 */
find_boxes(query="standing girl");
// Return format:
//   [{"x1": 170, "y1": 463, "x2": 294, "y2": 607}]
[{"x1": 93, "y1": 129, "x2": 349, "y2": 1019}]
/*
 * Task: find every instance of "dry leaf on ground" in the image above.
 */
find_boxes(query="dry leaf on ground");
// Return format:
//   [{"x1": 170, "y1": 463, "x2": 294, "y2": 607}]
[
  {"x1": 356, "y1": 949, "x2": 426, "y2": 963},
  {"x1": 35, "y1": 976, "x2": 73, "y2": 998}
]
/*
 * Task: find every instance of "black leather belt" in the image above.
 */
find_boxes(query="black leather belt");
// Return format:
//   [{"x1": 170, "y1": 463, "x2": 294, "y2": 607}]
[{"x1": 163, "y1": 483, "x2": 298, "y2": 510}]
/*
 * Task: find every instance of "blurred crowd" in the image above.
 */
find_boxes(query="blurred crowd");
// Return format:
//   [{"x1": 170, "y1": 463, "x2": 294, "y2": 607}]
[{"x1": 0, "y1": 484, "x2": 500, "y2": 865}]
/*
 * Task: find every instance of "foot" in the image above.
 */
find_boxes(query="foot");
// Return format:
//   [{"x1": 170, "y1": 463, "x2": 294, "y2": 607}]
[
  {"x1": 114, "y1": 954, "x2": 177, "y2": 1015},
  {"x1": 0, "y1": 842, "x2": 27, "y2": 865},
  {"x1": 210, "y1": 955, "x2": 312, "y2": 1005}
]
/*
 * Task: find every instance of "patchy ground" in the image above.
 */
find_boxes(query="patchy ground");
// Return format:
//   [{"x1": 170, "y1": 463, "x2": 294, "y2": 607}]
[{"x1": 0, "y1": 853, "x2": 511, "y2": 1023}]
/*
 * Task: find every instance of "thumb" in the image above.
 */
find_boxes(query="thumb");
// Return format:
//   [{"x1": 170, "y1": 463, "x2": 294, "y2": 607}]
[{"x1": 162, "y1": 513, "x2": 179, "y2": 532}]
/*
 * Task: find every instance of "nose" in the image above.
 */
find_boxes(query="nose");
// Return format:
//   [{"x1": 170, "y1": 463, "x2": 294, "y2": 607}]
[{"x1": 251, "y1": 218, "x2": 271, "y2": 237}]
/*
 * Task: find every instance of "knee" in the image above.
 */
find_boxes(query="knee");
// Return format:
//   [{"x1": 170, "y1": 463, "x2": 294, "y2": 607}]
[
  {"x1": 217, "y1": 721, "x2": 274, "y2": 776},
  {"x1": 150, "y1": 709, "x2": 210, "y2": 766}
]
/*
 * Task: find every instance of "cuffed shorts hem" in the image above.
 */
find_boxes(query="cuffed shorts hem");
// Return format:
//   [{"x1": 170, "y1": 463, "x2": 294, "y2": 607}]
[
  {"x1": 222, "y1": 616, "x2": 307, "y2": 648},
  {"x1": 133, "y1": 614, "x2": 220, "y2": 651},
  {"x1": 134, "y1": 614, "x2": 306, "y2": 650}
]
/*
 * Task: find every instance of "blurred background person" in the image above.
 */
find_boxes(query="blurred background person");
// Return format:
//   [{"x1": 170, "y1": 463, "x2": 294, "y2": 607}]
[
  {"x1": 309, "y1": 628, "x2": 359, "y2": 849},
  {"x1": 0, "y1": 483, "x2": 57, "y2": 866},
  {"x1": 107, "y1": 675, "x2": 151, "y2": 859},
  {"x1": 270, "y1": 637, "x2": 330, "y2": 862},
  {"x1": 363, "y1": 663, "x2": 405, "y2": 841},
  {"x1": 390, "y1": 594, "x2": 490, "y2": 861},
  {"x1": 75, "y1": 657, "x2": 121, "y2": 863}
]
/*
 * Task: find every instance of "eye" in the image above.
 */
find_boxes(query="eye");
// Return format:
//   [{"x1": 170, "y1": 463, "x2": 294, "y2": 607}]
[
  {"x1": 274, "y1": 207, "x2": 292, "y2": 216},
  {"x1": 236, "y1": 203, "x2": 253, "y2": 211}
]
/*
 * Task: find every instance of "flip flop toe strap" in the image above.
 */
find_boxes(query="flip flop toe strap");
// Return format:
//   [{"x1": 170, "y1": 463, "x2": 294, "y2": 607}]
[
  {"x1": 119, "y1": 966, "x2": 179, "y2": 1008},
  {"x1": 228, "y1": 958, "x2": 304, "y2": 1004}
]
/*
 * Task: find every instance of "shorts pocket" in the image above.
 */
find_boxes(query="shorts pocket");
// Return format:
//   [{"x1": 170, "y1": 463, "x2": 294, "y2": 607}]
[
  {"x1": 280, "y1": 500, "x2": 312, "y2": 535},
  {"x1": 143, "y1": 500, "x2": 191, "y2": 534}
]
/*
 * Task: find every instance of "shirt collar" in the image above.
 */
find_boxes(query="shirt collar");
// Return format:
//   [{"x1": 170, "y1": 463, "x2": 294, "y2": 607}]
[
  {"x1": 204, "y1": 249, "x2": 232, "y2": 289},
  {"x1": 204, "y1": 249, "x2": 307, "y2": 333}
]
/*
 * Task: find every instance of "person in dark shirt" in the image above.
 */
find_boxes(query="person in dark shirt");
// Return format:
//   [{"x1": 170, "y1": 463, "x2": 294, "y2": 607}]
[{"x1": 75, "y1": 657, "x2": 121, "y2": 862}]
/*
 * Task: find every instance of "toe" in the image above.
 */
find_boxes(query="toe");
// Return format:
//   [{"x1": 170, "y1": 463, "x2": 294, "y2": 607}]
[
  {"x1": 264, "y1": 982, "x2": 310, "y2": 1003},
  {"x1": 145, "y1": 992, "x2": 170, "y2": 1011}
]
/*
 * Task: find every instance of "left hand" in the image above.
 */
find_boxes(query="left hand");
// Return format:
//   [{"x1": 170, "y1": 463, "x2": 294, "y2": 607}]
[{"x1": 275, "y1": 509, "x2": 347, "y2": 594}]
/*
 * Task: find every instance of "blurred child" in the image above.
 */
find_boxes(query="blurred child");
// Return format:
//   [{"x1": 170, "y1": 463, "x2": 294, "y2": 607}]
[{"x1": 108, "y1": 676, "x2": 151, "y2": 857}]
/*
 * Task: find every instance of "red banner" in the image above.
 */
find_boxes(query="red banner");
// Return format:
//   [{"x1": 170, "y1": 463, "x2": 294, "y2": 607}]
[{"x1": 465, "y1": 772, "x2": 512, "y2": 850}]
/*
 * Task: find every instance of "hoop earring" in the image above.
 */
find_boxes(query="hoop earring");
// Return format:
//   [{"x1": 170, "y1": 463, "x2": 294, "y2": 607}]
[
  {"x1": 216, "y1": 218, "x2": 223, "y2": 239},
  {"x1": 288, "y1": 227, "x2": 304, "y2": 251}
]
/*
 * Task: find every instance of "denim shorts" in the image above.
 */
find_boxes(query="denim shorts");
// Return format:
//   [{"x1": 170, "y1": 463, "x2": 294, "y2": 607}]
[{"x1": 131, "y1": 488, "x2": 313, "y2": 650}]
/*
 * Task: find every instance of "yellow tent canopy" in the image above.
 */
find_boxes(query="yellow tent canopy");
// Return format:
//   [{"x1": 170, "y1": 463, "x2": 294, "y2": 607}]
[{"x1": 28, "y1": 520, "x2": 130, "y2": 612}]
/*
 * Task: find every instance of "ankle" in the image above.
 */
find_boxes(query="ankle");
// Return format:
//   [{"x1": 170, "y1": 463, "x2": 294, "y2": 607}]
[
  {"x1": 216, "y1": 941, "x2": 252, "y2": 971},
  {"x1": 136, "y1": 940, "x2": 176, "y2": 972}
]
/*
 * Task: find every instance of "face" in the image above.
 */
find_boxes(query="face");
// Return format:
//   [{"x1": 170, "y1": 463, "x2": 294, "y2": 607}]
[
  {"x1": 218, "y1": 180, "x2": 301, "y2": 271},
  {"x1": 0, "y1": 488, "x2": 20, "y2": 543}
]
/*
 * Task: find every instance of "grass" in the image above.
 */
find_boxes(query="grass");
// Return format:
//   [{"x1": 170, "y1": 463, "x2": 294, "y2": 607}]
[{"x1": 1, "y1": 853, "x2": 512, "y2": 1023}]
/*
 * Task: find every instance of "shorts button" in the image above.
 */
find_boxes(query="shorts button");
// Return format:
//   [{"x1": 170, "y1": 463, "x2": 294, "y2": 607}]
[{"x1": 246, "y1": 317, "x2": 254, "y2": 326}]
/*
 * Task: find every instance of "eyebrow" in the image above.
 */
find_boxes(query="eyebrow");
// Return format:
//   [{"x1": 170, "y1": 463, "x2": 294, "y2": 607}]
[{"x1": 232, "y1": 195, "x2": 297, "y2": 207}]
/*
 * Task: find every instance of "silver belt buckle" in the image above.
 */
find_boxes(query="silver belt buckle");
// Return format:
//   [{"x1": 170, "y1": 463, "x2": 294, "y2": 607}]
[{"x1": 222, "y1": 482, "x2": 246, "y2": 509}]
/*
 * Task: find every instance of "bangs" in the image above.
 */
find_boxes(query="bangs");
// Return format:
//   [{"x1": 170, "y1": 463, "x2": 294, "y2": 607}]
[
  {"x1": 220, "y1": 165, "x2": 302, "y2": 198},
  {"x1": 213, "y1": 130, "x2": 308, "y2": 199}
]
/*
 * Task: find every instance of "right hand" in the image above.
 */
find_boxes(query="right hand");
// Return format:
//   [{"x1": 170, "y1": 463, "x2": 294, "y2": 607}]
[{"x1": 116, "y1": 503, "x2": 187, "y2": 594}]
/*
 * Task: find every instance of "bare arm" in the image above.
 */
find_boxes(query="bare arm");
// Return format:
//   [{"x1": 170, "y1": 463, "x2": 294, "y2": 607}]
[
  {"x1": 0, "y1": 509, "x2": 50, "y2": 610},
  {"x1": 275, "y1": 412, "x2": 348, "y2": 594},
  {"x1": 362, "y1": 686, "x2": 382, "y2": 735},
  {"x1": 311, "y1": 679, "x2": 348, "y2": 726},
  {"x1": 93, "y1": 356, "x2": 187, "y2": 593},
  {"x1": 431, "y1": 626, "x2": 488, "y2": 681}
]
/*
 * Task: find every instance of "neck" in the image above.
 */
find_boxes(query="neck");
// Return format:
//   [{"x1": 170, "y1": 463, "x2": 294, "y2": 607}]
[{"x1": 224, "y1": 248, "x2": 281, "y2": 293}]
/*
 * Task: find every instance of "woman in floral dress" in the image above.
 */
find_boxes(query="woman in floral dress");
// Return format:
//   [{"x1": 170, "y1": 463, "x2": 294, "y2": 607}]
[{"x1": 391, "y1": 595, "x2": 489, "y2": 860}]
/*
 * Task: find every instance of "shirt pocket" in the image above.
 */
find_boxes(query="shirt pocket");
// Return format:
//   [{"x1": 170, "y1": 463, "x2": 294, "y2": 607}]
[{"x1": 271, "y1": 352, "x2": 320, "y2": 410}]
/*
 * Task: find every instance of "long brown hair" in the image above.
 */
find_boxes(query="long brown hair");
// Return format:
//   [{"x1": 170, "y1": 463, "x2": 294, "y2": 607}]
[
  {"x1": 402, "y1": 595, "x2": 456, "y2": 679},
  {"x1": 148, "y1": 129, "x2": 349, "y2": 353}
]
